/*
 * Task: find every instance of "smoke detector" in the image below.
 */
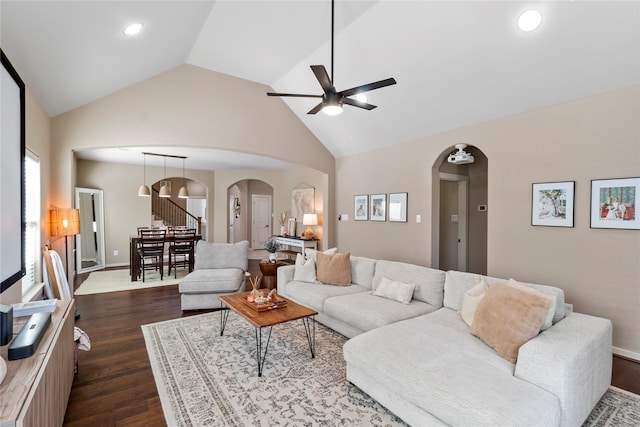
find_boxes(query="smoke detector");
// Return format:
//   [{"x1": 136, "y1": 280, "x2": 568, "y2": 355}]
[{"x1": 447, "y1": 144, "x2": 475, "y2": 165}]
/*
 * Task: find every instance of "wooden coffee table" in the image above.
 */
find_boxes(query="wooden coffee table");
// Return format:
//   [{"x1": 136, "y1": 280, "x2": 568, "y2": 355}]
[{"x1": 218, "y1": 292, "x2": 318, "y2": 377}]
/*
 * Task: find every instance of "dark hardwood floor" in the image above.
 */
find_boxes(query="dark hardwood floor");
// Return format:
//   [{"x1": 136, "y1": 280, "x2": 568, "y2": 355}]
[{"x1": 64, "y1": 261, "x2": 640, "y2": 426}]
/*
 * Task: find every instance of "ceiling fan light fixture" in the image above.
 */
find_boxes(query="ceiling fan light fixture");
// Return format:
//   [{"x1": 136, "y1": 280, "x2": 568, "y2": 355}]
[
  {"x1": 322, "y1": 103, "x2": 343, "y2": 116},
  {"x1": 517, "y1": 10, "x2": 542, "y2": 32},
  {"x1": 123, "y1": 22, "x2": 143, "y2": 36},
  {"x1": 355, "y1": 93, "x2": 367, "y2": 103}
]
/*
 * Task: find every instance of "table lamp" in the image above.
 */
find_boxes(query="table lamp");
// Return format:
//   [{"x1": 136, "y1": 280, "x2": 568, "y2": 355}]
[{"x1": 302, "y1": 213, "x2": 318, "y2": 239}]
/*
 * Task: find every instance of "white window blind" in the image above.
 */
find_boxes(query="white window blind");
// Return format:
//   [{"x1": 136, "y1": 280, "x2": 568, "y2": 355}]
[{"x1": 23, "y1": 150, "x2": 40, "y2": 296}]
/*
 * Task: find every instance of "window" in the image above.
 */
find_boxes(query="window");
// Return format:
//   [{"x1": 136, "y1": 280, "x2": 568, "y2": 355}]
[{"x1": 23, "y1": 149, "x2": 40, "y2": 296}]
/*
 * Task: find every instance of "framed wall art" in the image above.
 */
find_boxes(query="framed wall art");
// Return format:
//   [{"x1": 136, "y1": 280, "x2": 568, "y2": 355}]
[
  {"x1": 354, "y1": 195, "x2": 368, "y2": 221},
  {"x1": 388, "y1": 192, "x2": 408, "y2": 222},
  {"x1": 590, "y1": 177, "x2": 639, "y2": 230},
  {"x1": 291, "y1": 184, "x2": 315, "y2": 222},
  {"x1": 370, "y1": 194, "x2": 386, "y2": 221},
  {"x1": 531, "y1": 181, "x2": 575, "y2": 227}
]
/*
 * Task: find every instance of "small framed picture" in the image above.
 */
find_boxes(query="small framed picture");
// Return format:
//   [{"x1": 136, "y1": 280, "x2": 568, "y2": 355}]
[
  {"x1": 354, "y1": 195, "x2": 368, "y2": 221},
  {"x1": 531, "y1": 181, "x2": 575, "y2": 227},
  {"x1": 370, "y1": 194, "x2": 386, "y2": 221},
  {"x1": 590, "y1": 177, "x2": 639, "y2": 230},
  {"x1": 388, "y1": 192, "x2": 408, "y2": 222}
]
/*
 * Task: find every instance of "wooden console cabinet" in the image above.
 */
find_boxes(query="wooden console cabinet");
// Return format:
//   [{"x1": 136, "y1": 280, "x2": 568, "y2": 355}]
[
  {"x1": 0, "y1": 299, "x2": 75, "y2": 427},
  {"x1": 275, "y1": 236, "x2": 318, "y2": 260}
]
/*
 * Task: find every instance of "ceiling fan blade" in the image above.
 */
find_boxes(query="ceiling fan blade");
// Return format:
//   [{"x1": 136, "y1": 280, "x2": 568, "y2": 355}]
[
  {"x1": 311, "y1": 65, "x2": 335, "y2": 93},
  {"x1": 307, "y1": 102, "x2": 324, "y2": 115},
  {"x1": 266, "y1": 92, "x2": 322, "y2": 98},
  {"x1": 339, "y1": 77, "x2": 397, "y2": 97},
  {"x1": 343, "y1": 97, "x2": 377, "y2": 111}
]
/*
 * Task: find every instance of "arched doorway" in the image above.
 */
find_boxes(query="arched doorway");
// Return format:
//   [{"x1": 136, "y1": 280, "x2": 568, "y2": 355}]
[
  {"x1": 432, "y1": 145, "x2": 488, "y2": 274},
  {"x1": 227, "y1": 179, "x2": 274, "y2": 248}
]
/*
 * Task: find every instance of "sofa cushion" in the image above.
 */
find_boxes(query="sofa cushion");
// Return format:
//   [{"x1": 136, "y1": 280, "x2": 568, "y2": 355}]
[
  {"x1": 372, "y1": 277, "x2": 415, "y2": 305},
  {"x1": 293, "y1": 253, "x2": 316, "y2": 283},
  {"x1": 443, "y1": 270, "x2": 484, "y2": 311},
  {"x1": 179, "y1": 268, "x2": 245, "y2": 293},
  {"x1": 343, "y1": 309, "x2": 561, "y2": 427},
  {"x1": 316, "y1": 252, "x2": 351, "y2": 286},
  {"x1": 460, "y1": 279, "x2": 488, "y2": 327},
  {"x1": 324, "y1": 292, "x2": 437, "y2": 333},
  {"x1": 349, "y1": 256, "x2": 377, "y2": 289},
  {"x1": 285, "y1": 281, "x2": 368, "y2": 312},
  {"x1": 470, "y1": 285, "x2": 550, "y2": 363},
  {"x1": 194, "y1": 240, "x2": 249, "y2": 271},
  {"x1": 373, "y1": 260, "x2": 445, "y2": 307}
]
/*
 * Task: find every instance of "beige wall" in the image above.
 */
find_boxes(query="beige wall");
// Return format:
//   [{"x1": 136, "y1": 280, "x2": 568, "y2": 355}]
[
  {"x1": 76, "y1": 159, "x2": 215, "y2": 266},
  {"x1": 336, "y1": 85, "x2": 640, "y2": 356}
]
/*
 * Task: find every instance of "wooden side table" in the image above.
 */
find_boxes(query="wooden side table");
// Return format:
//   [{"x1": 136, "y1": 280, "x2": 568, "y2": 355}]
[{"x1": 259, "y1": 260, "x2": 287, "y2": 290}]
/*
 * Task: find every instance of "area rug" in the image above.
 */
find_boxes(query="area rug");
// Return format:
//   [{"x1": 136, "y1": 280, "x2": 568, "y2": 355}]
[
  {"x1": 142, "y1": 312, "x2": 640, "y2": 427},
  {"x1": 75, "y1": 268, "x2": 187, "y2": 295}
]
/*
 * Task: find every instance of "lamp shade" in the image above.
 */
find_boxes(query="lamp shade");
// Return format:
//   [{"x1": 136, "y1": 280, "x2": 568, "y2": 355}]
[
  {"x1": 303, "y1": 213, "x2": 318, "y2": 226},
  {"x1": 138, "y1": 184, "x2": 151, "y2": 197},
  {"x1": 178, "y1": 186, "x2": 189, "y2": 199},
  {"x1": 159, "y1": 184, "x2": 171, "y2": 198},
  {"x1": 50, "y1": 208, "x2": 81, "y2": 237}
]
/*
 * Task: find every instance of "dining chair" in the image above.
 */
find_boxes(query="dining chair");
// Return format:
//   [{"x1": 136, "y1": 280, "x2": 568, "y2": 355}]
[
  {"x1": 137, "y1": 228, "x2": 166, "y2": 281},
  {"x1": 168, "y1": 228, "x2": 196, "y2": 278}
]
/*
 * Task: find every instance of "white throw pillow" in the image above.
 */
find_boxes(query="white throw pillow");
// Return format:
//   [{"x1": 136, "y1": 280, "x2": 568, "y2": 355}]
[
  {"x1": 372, "y1": 276, "x2": 416, "y2": 305},
  {"x1": 508, "y1": 279, "x2": 557, "y2": 331},
  {"x1": 293, "y1": 253, "x2": 316, "y2": 283},
  {"x1": 305, "y1": 247, "x2": 338, "y2": 262},
  {"x1": 460, "y1": 280, "x2": 488, "y2": 327}
]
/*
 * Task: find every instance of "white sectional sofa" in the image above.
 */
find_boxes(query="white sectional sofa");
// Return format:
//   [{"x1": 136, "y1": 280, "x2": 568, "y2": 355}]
[{"x1": 277, "y1": 254, "x2": 612, "y2": 427}]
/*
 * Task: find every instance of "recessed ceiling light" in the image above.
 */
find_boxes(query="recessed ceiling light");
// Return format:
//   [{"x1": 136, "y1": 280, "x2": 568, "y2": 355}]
[
  {"x1": 517, "y1": 10, "x2": 542, "y2": 32},
  {"x1": 123, "y1": 22, "x2": 143, "y2": 36}
]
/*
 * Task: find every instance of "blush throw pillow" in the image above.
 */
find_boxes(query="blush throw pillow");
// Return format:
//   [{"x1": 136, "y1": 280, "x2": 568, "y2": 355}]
[
  {"x1": 373, "y1": 276, "x2": 416, "y2": 304},
  {"x1": 293, "y1": 253, "x2": 316, "y2": 283},
  {"x1": 470, "y1": 285, "x2": 550, "y2": 363},
  {"x1": 460, "y1": 280, "x2": 488, "y2": 327},
  {"x1": 508, "y1": 279, "x2": 557, "y2": 331},
  {"x1": 316, "y1": 252, "x2": 351, "y2": 286}
]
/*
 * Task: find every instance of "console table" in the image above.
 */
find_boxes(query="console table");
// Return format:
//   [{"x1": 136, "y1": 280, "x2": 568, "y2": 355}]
[
  {"x1": 275, "y1": 236, "x2": 318, "y2": 260},
  {"x1": 0, "y1": 299, "x2": 75, "y2": 427}
]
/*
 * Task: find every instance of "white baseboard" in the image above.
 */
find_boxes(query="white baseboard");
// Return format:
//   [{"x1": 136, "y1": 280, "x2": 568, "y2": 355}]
[
  {"x1": 106, "y1": 262, "x2": 129, "y2": 268},
  {"x1": 613, "y1": 346, "x2": 640, "y2": 362}
]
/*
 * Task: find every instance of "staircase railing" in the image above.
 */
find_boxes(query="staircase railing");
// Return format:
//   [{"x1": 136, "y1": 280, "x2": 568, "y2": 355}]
[{"x1": 152, "y1": 188, "x2": 202, "y2": 235}]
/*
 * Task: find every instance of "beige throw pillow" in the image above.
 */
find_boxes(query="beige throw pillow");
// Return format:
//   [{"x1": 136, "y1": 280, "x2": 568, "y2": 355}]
[
  {"x1": 293, "y1": 253, "x2": 316, "y2": 283},
  {"x1": 508, "y1": 279, "x2": 557, "y2": 331},
  {"x1": 373, "y1": 277, "x2": 416, "y2": 304},
  {"x1": 460, "y1": 280, "x2": 488, "y2": 327},
  {"x1": 316, "y1": 252, "x2": 351, "y2": 286},
  {"x1": 470, "y1": 285, "x2": 550, "y2": 363}
]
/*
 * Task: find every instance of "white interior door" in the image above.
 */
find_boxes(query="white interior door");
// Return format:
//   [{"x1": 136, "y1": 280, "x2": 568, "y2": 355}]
[{"x1": 252, "y1": 195, "x2": 271, "y2": 249}]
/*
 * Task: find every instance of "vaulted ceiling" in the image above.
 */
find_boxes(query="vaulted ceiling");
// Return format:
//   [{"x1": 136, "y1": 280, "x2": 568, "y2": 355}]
[{"x1": 2, "y1": 1, "x2": 638, "y2": 167}]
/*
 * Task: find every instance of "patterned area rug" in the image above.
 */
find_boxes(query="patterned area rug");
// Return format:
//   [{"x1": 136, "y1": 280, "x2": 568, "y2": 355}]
[{"x1": 142, "y1": 312, "x2": 639, "y2": 427}]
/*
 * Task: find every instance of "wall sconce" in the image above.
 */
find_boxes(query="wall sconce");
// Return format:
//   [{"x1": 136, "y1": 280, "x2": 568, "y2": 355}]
[
  {"x1": 233, "y1": 198, "x2": 241, "y2": 218},
  {"x1": 49, "y1": 208, "x2": 81, "y2": 275},
  {"x1": 302, "y1": 213, "x2": 318, "y2": 239}
]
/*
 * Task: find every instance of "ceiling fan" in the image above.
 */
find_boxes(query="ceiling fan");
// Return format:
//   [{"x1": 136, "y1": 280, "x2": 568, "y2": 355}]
[{"x1": 267, "y1": 0, "x2": 397, "y2": 116}]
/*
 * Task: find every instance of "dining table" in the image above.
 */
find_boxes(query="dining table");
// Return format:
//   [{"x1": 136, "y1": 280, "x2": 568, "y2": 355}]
[{"x1": 129, "y1": 233, "x2": 202, "y2": 281}]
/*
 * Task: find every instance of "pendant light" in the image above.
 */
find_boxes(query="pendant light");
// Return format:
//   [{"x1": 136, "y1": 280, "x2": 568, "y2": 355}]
[
  {"x1": 138, "y1": 153, "x2": 151, "y2": 197},
  {"x1": 159, "y1": 156, "x2": 171, "y2": 198},
  {"x1": 178, "y1": 158, "x2": 189, "y2": 199}
]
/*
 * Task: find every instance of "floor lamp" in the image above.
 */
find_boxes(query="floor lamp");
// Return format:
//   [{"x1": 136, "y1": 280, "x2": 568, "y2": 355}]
[{"x1": 49, "y1": 208, "x2": 81, "y2": 288}]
